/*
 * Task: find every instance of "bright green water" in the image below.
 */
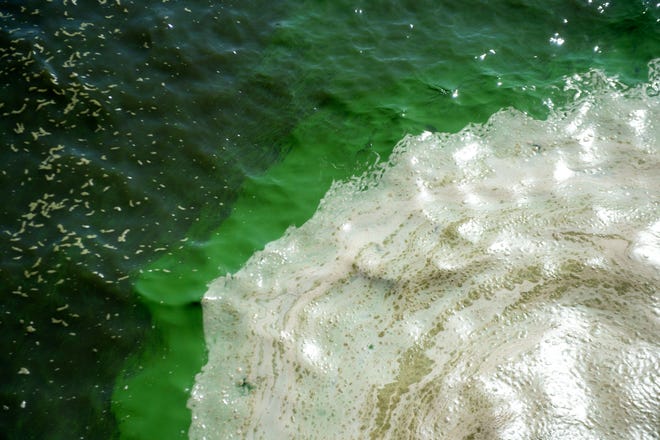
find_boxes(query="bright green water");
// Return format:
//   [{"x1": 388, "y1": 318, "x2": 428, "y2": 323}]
[{"x1": 1, "y1": 0, "x2": 657, "y2": 438}]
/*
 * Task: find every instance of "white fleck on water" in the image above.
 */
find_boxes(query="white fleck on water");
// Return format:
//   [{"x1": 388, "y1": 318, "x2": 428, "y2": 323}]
[{"x1": 189, "y1": 62, "x2": 660, "y2": 439}]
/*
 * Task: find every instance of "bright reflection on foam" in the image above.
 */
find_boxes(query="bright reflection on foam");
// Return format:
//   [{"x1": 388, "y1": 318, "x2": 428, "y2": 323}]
[
  {"x1": 190, "y1": 64, "x2": 660, "y2": 440},
  {"x1": 301, "y1": 340, "x2": 322, "y2": 363},
  {"x1": 458, "y1": 219, "x2": 483, "y2": 243},
  {"x1": 564, "y1": 101, "x2": 592, "y2": 134},
  {"x1": 629, "y1": 108, "x2": 647, "y2": 135},
  {"x1": 631, "y1": 220, "x2": 660, "y2": 270},
  {"x1": 595, "y1": 205, "x2": 629, "y2": 225},
  {"x1": 415, "y1": 177, "x2": 431, "y2": 202},
  {"x1": 536, "y1": 310, "x2": 590, "y2": 422},
  {"x1": 553, "y1": 158, "x2": 575, "y2": 182},
  {"x1": 453, "y1": 141, "x2": 482, "y2": 165}
]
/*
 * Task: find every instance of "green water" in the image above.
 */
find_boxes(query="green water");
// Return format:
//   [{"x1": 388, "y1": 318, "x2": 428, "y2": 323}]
[{"x1": 1, "y1": 0, "x2": 657, "y2": 438}]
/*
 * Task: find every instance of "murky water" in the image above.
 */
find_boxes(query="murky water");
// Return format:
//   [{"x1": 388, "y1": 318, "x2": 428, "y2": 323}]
[{"x1": 1, "y1": 1, "x2": 657, "y2": 438}]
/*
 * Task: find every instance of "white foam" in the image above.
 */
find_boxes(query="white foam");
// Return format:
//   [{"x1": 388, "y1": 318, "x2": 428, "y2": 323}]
[{"x1": 189, "y1": 62, "x2": 660, "y2": 439}]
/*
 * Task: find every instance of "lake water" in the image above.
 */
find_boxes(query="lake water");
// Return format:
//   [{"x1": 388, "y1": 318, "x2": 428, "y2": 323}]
[{"x1": 1, "y1": 1, "x2": 658, "y2": 439}]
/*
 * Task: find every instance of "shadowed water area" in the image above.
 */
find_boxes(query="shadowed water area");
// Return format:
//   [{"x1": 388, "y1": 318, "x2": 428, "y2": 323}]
[{"x1": 1, "y1": 0, "x2": 658, "y2": 438}]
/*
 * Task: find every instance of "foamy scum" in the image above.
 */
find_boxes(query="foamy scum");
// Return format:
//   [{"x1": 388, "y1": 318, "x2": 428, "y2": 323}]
[{"x1": 189, "y1": 63, "x2": 660, "y2": 439}]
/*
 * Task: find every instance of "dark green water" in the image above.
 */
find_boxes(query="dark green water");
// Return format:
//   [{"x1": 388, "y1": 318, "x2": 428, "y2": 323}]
[{"x1": 1, "y1": 1, "x2": 657, "y2": 438}]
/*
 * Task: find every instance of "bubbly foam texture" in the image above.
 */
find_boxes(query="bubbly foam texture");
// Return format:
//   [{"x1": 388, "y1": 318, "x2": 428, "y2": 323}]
[{"x1": 189, "y1": 63, "x2": 660, "y2": 439}]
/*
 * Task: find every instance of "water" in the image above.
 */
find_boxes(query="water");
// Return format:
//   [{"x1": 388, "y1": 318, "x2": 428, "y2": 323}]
[
  {"x1": 190, "y1": 68, "x2": 659, "y2": 438},
  {"x1": 0, "y1": 1, "x2": 658, "y2": 439}
]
